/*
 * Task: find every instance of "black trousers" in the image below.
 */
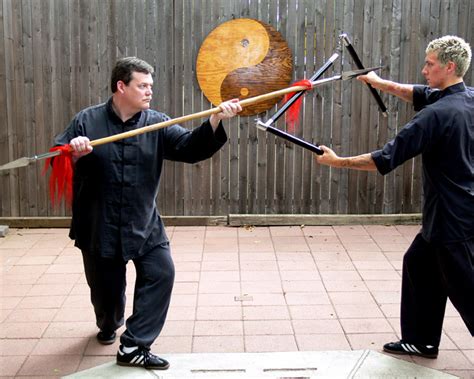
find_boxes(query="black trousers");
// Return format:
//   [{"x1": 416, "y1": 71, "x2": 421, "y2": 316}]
[
  {"x1": 401, "y1": 233, "x2": 474, "y2": 346},
  {"x1": 82, "y1": 242, "x2": 175, "y2": 348}
]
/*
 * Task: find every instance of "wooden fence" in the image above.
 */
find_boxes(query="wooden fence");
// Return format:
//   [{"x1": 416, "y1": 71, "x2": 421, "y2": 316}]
[{"x1": 0, "y1": 0, "x2": 472, "y2": 218}]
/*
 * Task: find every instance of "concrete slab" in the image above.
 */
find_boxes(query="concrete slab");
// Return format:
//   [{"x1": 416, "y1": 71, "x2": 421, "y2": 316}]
[
  {"x1": 0, "y1": 225, "x2": 9, "y2": 237},
  {"x1": 65, "y1": 350, "x2": 456, "y2": 378}
]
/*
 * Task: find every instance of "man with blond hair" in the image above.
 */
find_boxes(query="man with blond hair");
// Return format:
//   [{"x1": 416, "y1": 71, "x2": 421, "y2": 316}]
[{"x1": 316, "y1": 35, "x2": 473, "y2": 358}]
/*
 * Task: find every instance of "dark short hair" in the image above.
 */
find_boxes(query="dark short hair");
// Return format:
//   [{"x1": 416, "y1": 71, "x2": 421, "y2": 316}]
[{"x1": 110, "y1": 57, "x2": 154, "y2": 92}]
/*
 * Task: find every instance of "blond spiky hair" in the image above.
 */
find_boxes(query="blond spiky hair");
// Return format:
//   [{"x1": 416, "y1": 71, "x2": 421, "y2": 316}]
[{"x1": 426, "y1": 36, "x2": 472, "y2": 77}]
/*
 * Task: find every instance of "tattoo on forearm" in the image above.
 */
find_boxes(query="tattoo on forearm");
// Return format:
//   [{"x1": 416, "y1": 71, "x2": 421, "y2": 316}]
[{"x1": 386, "y1": 82, "x2": 414, "y2": 102}]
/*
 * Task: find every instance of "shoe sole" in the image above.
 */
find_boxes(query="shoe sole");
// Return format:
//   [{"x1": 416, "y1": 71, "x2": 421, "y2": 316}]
[
  {"x1": 383, "y1": 347, "x2": 438, "y2": 359},
  {"x1": 97, "y1": 331, "x2": 116, "y2": 345},
  {"x1": 117, "y1": 361, "x2": 170, "y2": 370},
  {"x1": 97, "y1": 338, "x2": 116, "y2": 345}
]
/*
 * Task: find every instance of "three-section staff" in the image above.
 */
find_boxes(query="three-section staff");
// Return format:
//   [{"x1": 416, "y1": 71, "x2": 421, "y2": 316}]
[
  {"x1": 253, "y1": 32, "x2": 388, "y2": 156},
  {"x1": 256, "y1": 66, "x2": 382, "y2": 155},
  {"x1": 339, "y1": 33, "x2": 388, "y2": 117}
]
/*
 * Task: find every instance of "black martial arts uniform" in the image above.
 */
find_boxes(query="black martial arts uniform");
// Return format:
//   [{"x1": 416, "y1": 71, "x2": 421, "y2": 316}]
[
  {"x1": 371, "y1": 82, "x2": 474, "y2": 346},
  {"x1": 55, "y1": 98, "x2": 227, "y2": 348}
]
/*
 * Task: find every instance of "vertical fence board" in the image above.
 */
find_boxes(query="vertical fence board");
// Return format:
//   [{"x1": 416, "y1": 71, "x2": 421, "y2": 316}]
[
  {"x1": 264, "y1": 0, "x2": 279, "y2": 214},
  {"x1": 328, "y1": 0, "x2": 343, "y2": 214},
  {"x1": 209, "y1": 0, "x2": 222, "y2": 215},
  {"x1": 356, "y1": 0, "x2": 372, "y2": 214},
  {"x1": 217, "y1": 1, "x2": 232, "y2": 215},
  {"x1": 347, "y1": 0, "x2": 363, "y2": 213},
  {"x1": 339, "y1": 0, "x2": 354, "y2": 214},
  {"x1": 282, "y1": 0, "x2": 294, "y2": 214},
  {"x1": 158, "y1": 0, "x2": 176, "y2": 215},
  {"x1": 366, "y1": 0, "x2": 380, "y2": 214},
  {"x1": 310, "y1": 0, "x2": 325, "y2": 214},
  {"x1": 173, "y1": 0, "x2": 187, "y2": 215},
  {"x1": 3, "y1": 0, "x2": 17, "y2": 215},
  {"x1": 290, "y1": 0, "x2": 305, "y2": 214},
  {"x1": 301, "y1": 0, "x2": 315, "y2": 214},
  {"x1": 245, "y1": 0, "x2": 259, "y2": 215},
  {"x1": 373, "y1": 0, "x2": 392, "y2": 214},
  {"x1": 97, "y1": 1, "x2": 109, "y2": 101},
  {"x1": 53, "y1": 0, "x2": 67, "y2": 217},
  {"x1": 237, "y1": 1, "x2": 250, "y2": 214},
  {"x1": 0, "y1": 0, "x2": 11, "y2": 216},
  {"x1": 21, "y1": 0, "x2": 39, "y2": 216},
  {"x1": 255, "y1": 0, "x2": 269, "y2": 214},
  {"x1": 12, "y1": 0, "x2": 28, "y2": 216},
  {"x1": 31, "y1": 0, "x2": 47, "y2": 215}
]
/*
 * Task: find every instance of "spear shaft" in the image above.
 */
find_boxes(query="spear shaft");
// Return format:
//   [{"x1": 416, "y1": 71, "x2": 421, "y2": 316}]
[{"x1": 86, "y1": 66, "x2": 380, "y2": 148}]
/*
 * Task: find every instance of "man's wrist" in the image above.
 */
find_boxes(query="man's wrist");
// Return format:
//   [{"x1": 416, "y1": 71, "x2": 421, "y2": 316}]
[{"x1": 209, "y1": 115, "x2": 220, "y2": 131}]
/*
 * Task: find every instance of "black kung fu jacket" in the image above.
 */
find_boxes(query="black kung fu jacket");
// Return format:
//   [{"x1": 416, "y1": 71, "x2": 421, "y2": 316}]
[
  {"x1": 55, "y1": 98, "x2": 227, "y2": 260},
  {"x1": 371, "y1": 82, "x2": 474, "y2": 244}
]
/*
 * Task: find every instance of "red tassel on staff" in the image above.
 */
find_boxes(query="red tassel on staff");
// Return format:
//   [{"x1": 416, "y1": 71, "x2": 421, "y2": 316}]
[
  {"x1": 43, "y1": 145, "x2": 74, "y2": 207},
  {"x1": 281, "y1": 79, "x2": 313, "y2": 133}
]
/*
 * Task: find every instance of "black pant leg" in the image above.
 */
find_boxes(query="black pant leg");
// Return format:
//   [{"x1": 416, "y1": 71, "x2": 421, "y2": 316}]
[
  {"x1": 81, "y1": 251, "x2": 127, "y2": 333},
  {"x1": 400, "y1": 234, "x2": 447, "y2": 346},
  {"x1": 120, "y1": 242, "x2": 175, "y2": 348},
  {"x1": 439, "y1": 239, "x2": 474, "y2": 336}
]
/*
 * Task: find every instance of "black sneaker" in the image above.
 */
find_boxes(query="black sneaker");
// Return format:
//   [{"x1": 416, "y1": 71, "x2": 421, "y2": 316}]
[
  {"x1": 383, "y1": 340, "x2": 438, "y2": 359},
  {"x1": 96, "y1": 331, "x2": 116, "y2": 345},
  {"x1": 116, "y1": 345, "x2": 170, "y2": 370}
]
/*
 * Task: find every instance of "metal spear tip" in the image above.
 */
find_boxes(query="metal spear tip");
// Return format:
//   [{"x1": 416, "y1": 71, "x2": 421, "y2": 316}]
[
  {"x1": 0, "y1": 150, "x2": 61, "y2": 172},
  {"x1": 341, "y1": 66, "x2": 383, "y2": 80},
  {"x1": 0, "y1": 157, "x2": 31, "y2": 171}
]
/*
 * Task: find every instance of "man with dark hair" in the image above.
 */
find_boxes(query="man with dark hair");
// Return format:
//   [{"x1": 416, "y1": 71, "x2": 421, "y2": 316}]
[
  {"x1": 316, "y1": 35, "x2": 473, "y2": 358},
  {"x1": 110, "y1": 57, "x2": 155, "y2": 93},
  {"x1": 55, "y1": 56, "x2": 241, "y2": 369}
]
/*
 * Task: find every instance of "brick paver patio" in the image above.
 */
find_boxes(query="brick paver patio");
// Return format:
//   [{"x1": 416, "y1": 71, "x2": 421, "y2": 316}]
[{"x1": 0, "y1": 225, "x2": 473, "y2": 377}]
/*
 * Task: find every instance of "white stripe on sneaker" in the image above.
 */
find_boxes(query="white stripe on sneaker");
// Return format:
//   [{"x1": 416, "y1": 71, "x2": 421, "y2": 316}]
[
  {"x1": 131, "y1": 356, "x2": 142, "y2": 364},
  {"x1": 402, "y1": 343, "x2": 422, "y2": 354},
  {"x1": 402, "y1": 343, "x2": 415, "y2": 353}
]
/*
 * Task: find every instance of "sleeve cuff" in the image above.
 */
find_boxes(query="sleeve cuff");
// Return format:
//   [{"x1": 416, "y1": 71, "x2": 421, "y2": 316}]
[
  {"x1": 212, "y1": 121, "x2": 228, "y2": 144},
  {"x1": 412, "y1": 85, "x2": 426, "y2": 112},
  {"x1": 201, "y1": 119, "x2": 227, "y2": 147},
  {"x1": 371, "y1": 150, "x2": 391, "y2": 175}
]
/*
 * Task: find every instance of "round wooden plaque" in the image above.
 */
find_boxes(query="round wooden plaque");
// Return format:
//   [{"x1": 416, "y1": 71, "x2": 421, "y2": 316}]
[{"x1": 196, "y1": 18, "x2": 293, "y2": 116}]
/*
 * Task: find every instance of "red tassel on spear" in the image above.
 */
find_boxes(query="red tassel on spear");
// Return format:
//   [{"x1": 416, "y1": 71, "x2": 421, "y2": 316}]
[
  {"x1": 43, "y1": 145, "x2": 74, "y2": 207},
  {"x1": 280, "y1": 79, "x2": 313, "y2": 133}
]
